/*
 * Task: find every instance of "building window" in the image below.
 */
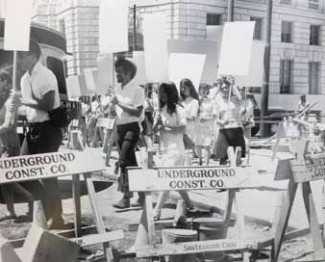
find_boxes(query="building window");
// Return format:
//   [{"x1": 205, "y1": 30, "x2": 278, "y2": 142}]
[
  {"x1": 250, "y1": 17, "x2": 263, "y2": 40},
  {"x1": 206, "y1": 13, "x2": 222, "y2": 26},
  {"x1": 310, "y1": 25, "x2": 320, "y2": 46},
  {"x1": 58, "y1": 19, "x2": 66, "y2": 36},
  {"x1": 309, "y1": 62, "x2": 321, "y2": 94},
  {"x1": 281, "y1": 21, "x2": 293, "y2": 43},
  {"x1": 280, "y1": 0, "x2": 291, "y2": 4},
  {"x1": 309, "y1": 0, "x2": 319, "y2": 9},
  {"x1": 280, "y1": 60, "x2": 293, "y2": 94}
]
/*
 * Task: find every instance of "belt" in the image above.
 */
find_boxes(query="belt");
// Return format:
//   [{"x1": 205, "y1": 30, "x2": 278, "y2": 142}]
[
  {"x1": 28, "y1": 121, "x2": 51, "y2": 128},
  {"x1": 116, "y1": 121, "x2": 139, "y2": 128}
]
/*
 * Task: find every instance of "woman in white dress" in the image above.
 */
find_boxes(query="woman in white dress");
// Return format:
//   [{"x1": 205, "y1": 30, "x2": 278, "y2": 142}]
[
  {"x1": 179, "y1": 79, "x2": 199, "y2": 155},
  {"x1": 153, "y1": 82, "x2": 193, "y2": 220}
]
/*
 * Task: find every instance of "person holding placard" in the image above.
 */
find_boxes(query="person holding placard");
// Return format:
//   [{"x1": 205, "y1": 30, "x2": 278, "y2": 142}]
[
  {"x1": 179, "y1": 79, "x2": 199, "y2": 155},
  {"x1": 215, "y1": 78, "x2": 246, "y2": 165},
  {"x1": 19, "y1": 41, "x2": 66, "y2": 229},
  {"x1": 152, "y1": 82, "x2": 193, "y2": 220},
  {"x1": 0, "y1": 66, "x2": 34, "y2": 220},
  {"x1": 111, "y1": 58, "x2": 145, "y2": 209}
]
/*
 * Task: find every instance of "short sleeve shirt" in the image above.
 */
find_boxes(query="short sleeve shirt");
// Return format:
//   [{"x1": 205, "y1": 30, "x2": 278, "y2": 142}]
[
  {"x1": 21, "y1": 62, "x2": 60, "y2": 123},
  {"x1": 182, "y1": 97, "x2": 199, "y2": 120},
  {"x1": 115, "y1": 79, "x2": 145, "y2": 125}
]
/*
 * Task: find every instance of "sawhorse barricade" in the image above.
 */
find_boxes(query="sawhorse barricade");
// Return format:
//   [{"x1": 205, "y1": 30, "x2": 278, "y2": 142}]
[
  {"x1": 128, "y1": 148, "x2": 267, "y2": 261},
  {"x1": 271, "y1": 139, "x2": 325, "y2": 261},
  {"x1": 0, "y1": 147, "x2": 123, "y2": 262}
]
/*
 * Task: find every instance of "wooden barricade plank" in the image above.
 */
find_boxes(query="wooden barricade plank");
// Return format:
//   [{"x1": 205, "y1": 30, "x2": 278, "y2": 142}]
[
  {"x1": 302, "y1": 182, "x2": 324, "y2": 252},
  {"x1": 271, "y1": 179, "x2": 298, "y2": 262},
  {"x1": 128, "y1": 165, "x2": 264, "y2": 192},
  {"x1": 0, "y1": 149, "x2": 105, "y2": 184},
  {"x1": 70, "y1": 124, "x2": 84, "y2": 238},
  {"x1": 72, "y1": 174, "x2": 82, "y2": 237},
  {"x1": 73, "y1": 230, "x2": 124, "y2": 247},
  {"x1": 84, "y1": 173, "x2": 114, "y2": 261},
  {"x1": 136, "y1": 239, "x2": 258, "y2": 258}
]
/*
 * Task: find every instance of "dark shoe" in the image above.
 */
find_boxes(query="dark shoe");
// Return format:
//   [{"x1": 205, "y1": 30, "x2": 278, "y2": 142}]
[{"x1": 113, "y1": 197, "x2": 130, "y2": 209}]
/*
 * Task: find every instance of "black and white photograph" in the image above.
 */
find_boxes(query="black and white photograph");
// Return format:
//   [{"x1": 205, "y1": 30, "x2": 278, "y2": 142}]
[{"x1": 0, "y1": 0, "x2": 325, "y2": 261}]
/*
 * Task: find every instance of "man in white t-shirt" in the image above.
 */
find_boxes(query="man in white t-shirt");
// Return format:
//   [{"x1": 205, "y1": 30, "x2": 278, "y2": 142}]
[
  {"x1": 19, "y1": 41, "x2": 66, "y2": 229},
  {"x1": 111, "y1": 58, "x2": 145, "y2": 209}
]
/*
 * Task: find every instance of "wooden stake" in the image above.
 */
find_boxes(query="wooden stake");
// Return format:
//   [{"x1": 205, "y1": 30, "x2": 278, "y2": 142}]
[
  {"x1": 302, "y1": 182, "x2": 324, "y2": 252},
  {"x1": 271, "y1": 179, "x2": 298, "y2": 261},
  {"x1": 12, "y1": 51, "x2": 18, "y2": 91},
  {"x1": 85, "y1": 173, "x2": 114, "y2": 261}
]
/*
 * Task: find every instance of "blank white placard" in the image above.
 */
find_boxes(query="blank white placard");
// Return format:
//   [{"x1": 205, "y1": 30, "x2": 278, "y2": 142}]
[
  {"x1": 97, "y1": 53, "x2": 114, "y2": 94},
  {"x1": 168, "y1": 53, "x2": 206, "y2": 90},
  {"x1": 235, "y1": 41, "x2": 265, "y2": 87},
  {"x1": 168, "y1": 39, "x2": 221, "y2": 85},
  {"x1": 99, "y1": 0, "x2": 129, "y2": 54},
  {"x1": 218, "y1": 21, "x2": 255, "y2": 76},
  {"x1": 0, "y1": 0, "x2": 6, "y2": 18},
  {"x1": 66, "y1": 75, "x2": 82, "y2": 100},
  {"x1": 143, "y1": 13, "x2": 168, "y2": 82},
  {"x1": 84, "y1": 68, "x2": 97, "y2": 92},
  {"x1": 4, "y1": 0, "x2": 33, "y2": 51},
  {"x1": 130, "y1": 51, "x2": 147, "y2": 86}
]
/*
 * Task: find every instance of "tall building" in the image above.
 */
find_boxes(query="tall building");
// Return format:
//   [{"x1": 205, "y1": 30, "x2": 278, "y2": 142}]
[{"x1": 32, "y1": 0, "x2": 325, "y2": 110}]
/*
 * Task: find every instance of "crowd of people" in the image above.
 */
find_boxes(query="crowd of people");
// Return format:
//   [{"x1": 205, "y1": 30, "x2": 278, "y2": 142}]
[
  {"x1": 77, "y1": 58, "x2": 257, "y2": 209},
  {"x1": 0, "y1": 41, "x2": 258, "y2": 219}
]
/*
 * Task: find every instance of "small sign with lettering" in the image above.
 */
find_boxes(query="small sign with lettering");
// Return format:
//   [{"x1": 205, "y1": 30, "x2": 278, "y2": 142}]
[
  {"x1": 129, "y1": 166, "x2": 263, "y2": 192},
  {"x1": 0, "y1": 149, "x2": 105, "y2": 184},
  {"x1": 291, "y1": 153, "x2": 325, "y2": 183},
  {"x1": 136, "y1": 239, "x2": 257, "y2": 258}
]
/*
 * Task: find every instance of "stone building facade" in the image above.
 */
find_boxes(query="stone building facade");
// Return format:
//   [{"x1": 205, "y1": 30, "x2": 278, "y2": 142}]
[{"x1": 32, "y1": 0, "x2": 325, "y2": 102}]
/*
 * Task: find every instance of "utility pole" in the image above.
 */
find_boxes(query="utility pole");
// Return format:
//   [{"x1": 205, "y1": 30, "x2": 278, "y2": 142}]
[
  {"x1": 227, "y1": 0, "x2": 234, "y2": 22},
  {"x1": 133, "y1": 4, "x2": 137, "y2": 52},
  {"x1": 259, "y1": 0, "x2": 273, "y2": 137}
]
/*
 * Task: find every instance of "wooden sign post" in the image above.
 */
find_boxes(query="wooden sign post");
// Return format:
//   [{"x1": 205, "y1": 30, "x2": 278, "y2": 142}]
[
  {"x1": 129, "y1": 148, "x2": 264, "y2": 261},
  {"x1": 272, "y1": 140, "x2": 325, "y2": 261}
]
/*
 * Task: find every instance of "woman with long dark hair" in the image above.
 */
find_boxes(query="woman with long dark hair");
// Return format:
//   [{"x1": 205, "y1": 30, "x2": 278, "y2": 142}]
[
  {"x1": 179, "y1": 78, "x2": 199, "y2": 153},
  {"x1": 153, "y1": 82, "x2": 193, "y2": 220}
]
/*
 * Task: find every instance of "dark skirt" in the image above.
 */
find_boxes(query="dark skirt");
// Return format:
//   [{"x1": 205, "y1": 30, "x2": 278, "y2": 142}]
[{"x1": 215, "y1": 127, "x2": 246, "y2": 163}]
